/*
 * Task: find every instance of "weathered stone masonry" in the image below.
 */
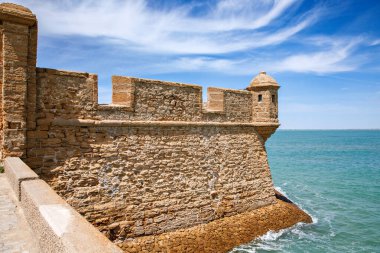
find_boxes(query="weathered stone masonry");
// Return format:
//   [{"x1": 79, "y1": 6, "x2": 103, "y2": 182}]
[
  {"x1": 28, "y1": 67, "x2": 278, "y2": 243},
  {"x1": 0, "y1": 3, "x2": 311, "y2": 253}
]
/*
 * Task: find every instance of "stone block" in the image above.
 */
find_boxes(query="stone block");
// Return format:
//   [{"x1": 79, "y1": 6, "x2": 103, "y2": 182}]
[{"x1": 27, "y1": 130, "x2": 48, "y2": 139}]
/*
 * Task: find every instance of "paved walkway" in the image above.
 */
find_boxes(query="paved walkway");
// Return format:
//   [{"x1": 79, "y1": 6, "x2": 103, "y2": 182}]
[{"x1": 0, "y1": 174, "x2": 39, "y2": 253}]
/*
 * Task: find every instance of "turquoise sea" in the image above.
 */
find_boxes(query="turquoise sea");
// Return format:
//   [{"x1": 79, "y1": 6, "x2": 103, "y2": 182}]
[{"x1": 231, "y1": 130, "x2": 380, "y2": 253}]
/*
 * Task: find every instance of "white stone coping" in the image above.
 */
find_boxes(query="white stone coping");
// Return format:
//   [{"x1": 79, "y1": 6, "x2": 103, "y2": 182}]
[{"x1": 5, "y1": 157, "x2": 123, "y2": 253}]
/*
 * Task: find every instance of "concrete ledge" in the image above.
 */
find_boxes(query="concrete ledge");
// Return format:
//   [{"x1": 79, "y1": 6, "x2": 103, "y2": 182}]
[
  {"x1": 4, "y1": 157, "x2": 39, "y2": 200},
  {"x1": 21, "y1": 179, "x2": 123, "y2": 253}
]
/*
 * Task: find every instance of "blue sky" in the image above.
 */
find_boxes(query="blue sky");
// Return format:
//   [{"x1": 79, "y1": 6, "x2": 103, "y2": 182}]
[{"x1": 14, "y1": 0, "x2": 380, "y2": 129}]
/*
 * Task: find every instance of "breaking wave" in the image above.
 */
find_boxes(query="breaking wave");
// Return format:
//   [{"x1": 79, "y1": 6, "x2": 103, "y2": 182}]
[{"x1": 230, "y1": 186, "x2": 317, "y2": 253}]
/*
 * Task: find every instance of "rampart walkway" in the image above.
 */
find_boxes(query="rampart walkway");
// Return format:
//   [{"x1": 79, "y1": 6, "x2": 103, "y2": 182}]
[{"x1": 0, "y1": 174, "x2": 39, "y2": 253}]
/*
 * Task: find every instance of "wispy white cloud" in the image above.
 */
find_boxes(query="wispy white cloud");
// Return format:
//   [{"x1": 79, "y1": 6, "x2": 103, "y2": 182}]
[
  {"x1": 145, "y1": 37, "x2": 365, "y2": 75},
  {"x1": 127, "y1": 56, "x2": 247, "y2": 75},
  {"x1": 268, "y1": 38, "x2": 364, "y2": 74},
  {"x1": 11, "y1": 0, "x2": 375, "y2": 75},
  {"x1": 370, "y1": 39, "x2": 380, "y2": 46},
  {"x1": 14, "y1": 0, "x2": 316, "y2": 54}
]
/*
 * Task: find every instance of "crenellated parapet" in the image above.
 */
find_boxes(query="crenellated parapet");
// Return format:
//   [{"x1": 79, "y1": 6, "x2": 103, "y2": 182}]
[
  {"x1": 33, "y1": 68, "x2": 278, "y2": 129},
  {"x1": 34, "y1": 69, "x2": 255, "y2": 122},
  {"x1": 32, "y1": 67, "x2": 280, "y2": 143}
]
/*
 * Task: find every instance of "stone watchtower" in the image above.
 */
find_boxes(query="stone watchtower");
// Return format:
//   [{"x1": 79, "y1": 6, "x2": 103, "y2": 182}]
[
  {"x1": 247, "y1": 71, "x2": 280, "y2": 140},
  {"x1": 247, "y1": 71, "x2": 280, "y2": 123}
]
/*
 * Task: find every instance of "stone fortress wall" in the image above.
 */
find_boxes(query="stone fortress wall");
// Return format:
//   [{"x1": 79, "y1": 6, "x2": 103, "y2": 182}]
[
  {"x1": 28, "y1": 69, "x2": 279, "y2": 243},
  {"x1": 0, "y1": 3, "x2": 311, "y2": 253}
]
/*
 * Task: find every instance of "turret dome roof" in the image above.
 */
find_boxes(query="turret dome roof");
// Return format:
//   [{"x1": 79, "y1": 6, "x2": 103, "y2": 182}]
[
  {"x1": 0, "y1": 3, "x2": 32, "y2": 14},
  {"x1": 248, "y1": 71, "x2": 279, "y2": 88}
]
